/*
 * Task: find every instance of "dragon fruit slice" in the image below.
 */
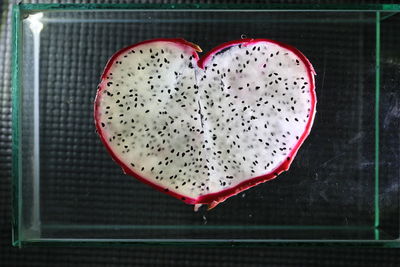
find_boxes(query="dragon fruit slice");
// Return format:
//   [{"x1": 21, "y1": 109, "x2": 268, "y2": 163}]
[{"x1": 94, "y1": 38, "x2": 316, "y2": 209}]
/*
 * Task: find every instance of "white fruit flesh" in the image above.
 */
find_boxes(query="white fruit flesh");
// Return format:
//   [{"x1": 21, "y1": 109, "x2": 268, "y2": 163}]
[{"x1": 95, "y1": 39, "x2": 315, "y2": 203}]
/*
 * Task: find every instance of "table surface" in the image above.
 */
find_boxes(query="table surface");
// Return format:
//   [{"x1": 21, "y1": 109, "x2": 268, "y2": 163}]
[{"x1": 1, "y1": 0, "x2": 400, "y2": 266}]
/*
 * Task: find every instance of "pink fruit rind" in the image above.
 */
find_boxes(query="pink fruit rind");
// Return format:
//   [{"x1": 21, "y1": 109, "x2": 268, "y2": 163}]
[
  {"x1": 94, "y1": 38, "x2": 316, "y2": 209},
  {"x1": 94, "y1": 38, "x2": 202, "y2": 206},
  {"x1": 100, "y1": 38, "x2": 201, "y2": 81},
  {"x1": 196, "y1": 38, "x2": 316, "y2": 208}
]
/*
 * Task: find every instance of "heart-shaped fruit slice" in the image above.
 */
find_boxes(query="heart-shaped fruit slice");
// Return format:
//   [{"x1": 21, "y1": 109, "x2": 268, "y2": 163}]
[{"x1": 94, "y1": 38, "x2": 316, "y2": 209}]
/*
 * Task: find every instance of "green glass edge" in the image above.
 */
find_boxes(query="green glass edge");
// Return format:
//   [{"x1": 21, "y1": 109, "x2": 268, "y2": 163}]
[
  {"x1": 11, "y1": 3, "x2": 398, "y2": 247},
  {"x1": 11, "y1": 4, "x2": 22, "y2": 248},
  {"x1": 16, "y1": 239, "x2": 400, "y2": 248},
  {"x1": 15, "y1": 3, "x2": 400, "y2": 12},
  {"x1": 374, "y1": 12, "x2": 380, "y2": 233}
]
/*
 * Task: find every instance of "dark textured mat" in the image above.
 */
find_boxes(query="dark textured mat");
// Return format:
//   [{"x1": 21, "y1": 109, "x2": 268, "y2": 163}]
[{"x1": 1, "y1": 0, "x2": 400, "y2": 266}]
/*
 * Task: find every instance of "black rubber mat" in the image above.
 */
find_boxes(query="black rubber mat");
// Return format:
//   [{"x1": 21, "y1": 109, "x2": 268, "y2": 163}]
[{"x1": 1, "y1": 0, "x2": 400, "y2": 266}]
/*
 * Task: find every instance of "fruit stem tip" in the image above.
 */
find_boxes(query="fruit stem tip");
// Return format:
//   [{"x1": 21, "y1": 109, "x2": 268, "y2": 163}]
[
  {"x1": 181, "y1": 39, "x2": 202, "y2": 52},
  {"x1": 190, "y1": 42, "x2": 202, "y2": 52}
]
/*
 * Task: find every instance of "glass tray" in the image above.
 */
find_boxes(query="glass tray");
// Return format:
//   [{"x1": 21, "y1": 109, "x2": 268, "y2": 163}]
[{"x1": 12, "y1": 3, "x2": 400, "y2": 247}]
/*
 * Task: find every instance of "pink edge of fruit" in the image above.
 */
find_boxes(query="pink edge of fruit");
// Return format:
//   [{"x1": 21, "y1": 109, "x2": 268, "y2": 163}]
[
  {"x1": 100, "y1": 38, "x2": 201, "y2": 81},
  {"x1": 94, "y1": 38, "x2": 317, "y2": 210},
  {"x1": 94, "y1": 38, "x2": 201, "y2": 206}
]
